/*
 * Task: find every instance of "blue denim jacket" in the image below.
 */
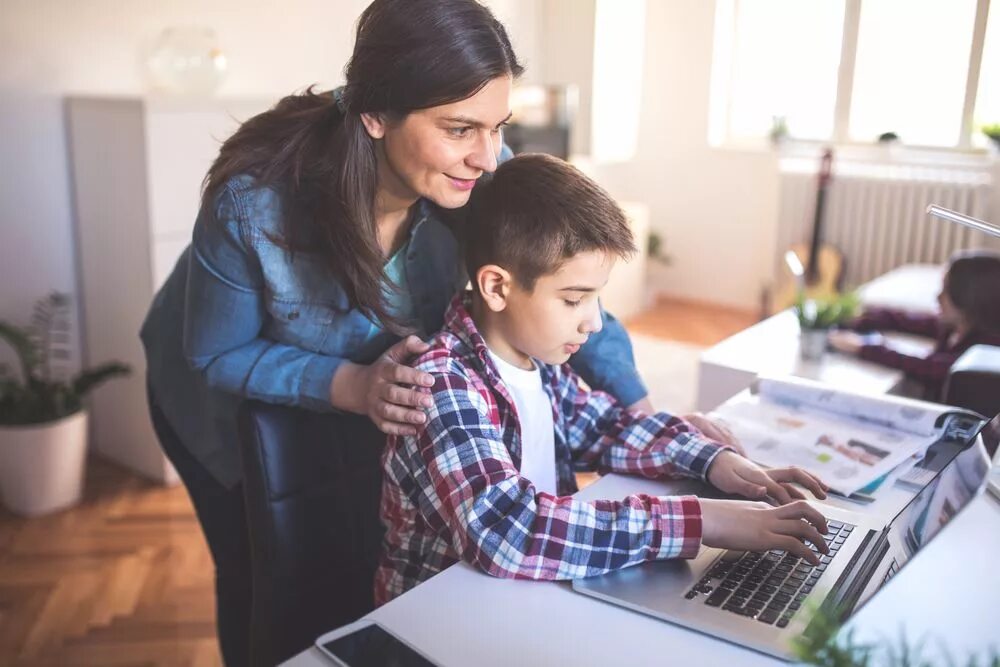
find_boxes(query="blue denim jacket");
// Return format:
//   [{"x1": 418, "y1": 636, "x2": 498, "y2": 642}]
[{"x1": 141, "y1": 174, "x2": 647, "y2": 488}]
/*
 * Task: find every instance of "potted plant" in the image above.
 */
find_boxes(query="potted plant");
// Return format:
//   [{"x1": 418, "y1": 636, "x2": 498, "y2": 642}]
[
  {"x1": 981, "y1": 123, "x2": 1000, "y2": 151},
  {"x1": 794, "y1": 292, "x2": 859, "y2": 361},
  {"x1": 0, "y1": 293, "x2": 129, "y2": 516}
]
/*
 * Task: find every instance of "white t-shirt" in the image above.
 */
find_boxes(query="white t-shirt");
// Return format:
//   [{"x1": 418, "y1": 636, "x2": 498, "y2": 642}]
[{"x1": 487, "y1": 350, "x2": 558, "y2": 496}]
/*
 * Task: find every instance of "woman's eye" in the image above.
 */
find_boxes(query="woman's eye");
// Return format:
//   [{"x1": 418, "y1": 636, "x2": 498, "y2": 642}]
[{"x1": 447, "y1": 126, "x2": 472, "y2": 138}]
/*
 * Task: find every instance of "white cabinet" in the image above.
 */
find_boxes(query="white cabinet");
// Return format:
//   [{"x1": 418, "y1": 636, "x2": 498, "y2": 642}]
[{"x1": 66, "y1": 95, "x2": 272, "y2": 483}]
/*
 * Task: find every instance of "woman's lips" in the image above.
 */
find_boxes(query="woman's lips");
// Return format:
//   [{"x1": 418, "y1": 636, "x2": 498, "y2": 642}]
[{"x1": 446, "y1": 174, "x2": 478, "y2": 191}]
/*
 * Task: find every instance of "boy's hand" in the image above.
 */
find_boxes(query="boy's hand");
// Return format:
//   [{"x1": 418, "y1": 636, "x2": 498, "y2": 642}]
[
  {"x1": 707, "y1": 451, "x2": 829, "y2": 504},
  {"x1": 682, "y1": 412, "x2": 746, "y2": 456},
  {"x1": 700, "y1": 498, "x2": 829, "y2": 565}
]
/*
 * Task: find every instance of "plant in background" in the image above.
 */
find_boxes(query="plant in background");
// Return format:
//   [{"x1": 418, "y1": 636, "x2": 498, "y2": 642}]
[
  {"x1": 982, "y1": 123, "x2": 1000, "y2": 149},
  {"x1": 793, "y1": 601, "x2": 1000, "y2": 667},
  {"x1": 0, "y1": 293, "x2": 129, "y2": 426},
  {"x1": 795, "y1": 292, "x2": 860, "y2": 331},
  {"x1": 769, "y1": 115, "x2": 790, "y2": 145},
  {"x1": 647, "y1": 231, "x2": 672, "y2": 266}
]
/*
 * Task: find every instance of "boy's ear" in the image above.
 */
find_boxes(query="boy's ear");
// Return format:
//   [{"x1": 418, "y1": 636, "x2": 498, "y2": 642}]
[
  {"x1": 476, "y1": 264, "x2": 512, "y2": 312},
  {"x1": 360, "y1": 112, "x2": 386, "y2": 139}
]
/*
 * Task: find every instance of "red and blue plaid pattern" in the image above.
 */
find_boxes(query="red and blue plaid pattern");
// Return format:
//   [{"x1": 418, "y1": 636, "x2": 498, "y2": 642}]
[{"x1": 375, "y1": 294, "x2": 730, "y2": 604}]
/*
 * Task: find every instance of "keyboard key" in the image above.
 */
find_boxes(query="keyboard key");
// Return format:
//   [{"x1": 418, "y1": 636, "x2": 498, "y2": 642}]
[
  {"x1": 776, "y1": 618, "x2": 790, "y2": 628},
  {"x1": 758, "y1": 609, "x2": 779, "y2": 624},
  {"x1": 827, "y1": 520, "x2": 844, "y2": 530},
  {"x1": 685, "y1": 590, "x2": 698, "y2": 599},
  {"x1": 705, "y1": 590, "x2": 730, "y2": 607}
]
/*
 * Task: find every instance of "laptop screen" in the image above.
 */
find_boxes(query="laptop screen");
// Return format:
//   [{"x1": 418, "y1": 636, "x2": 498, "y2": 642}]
[{"x1": 869, "y1": 412, "x2": 997, "y2": 591}]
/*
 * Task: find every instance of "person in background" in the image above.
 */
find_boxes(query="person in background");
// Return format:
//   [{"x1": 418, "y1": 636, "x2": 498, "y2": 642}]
[
  {"x1": 376, "y1": 154, "x2": 830, "y2": 604},
  {"x1": 829, "y1": 250, "x2": 1000, "y2": 399}
]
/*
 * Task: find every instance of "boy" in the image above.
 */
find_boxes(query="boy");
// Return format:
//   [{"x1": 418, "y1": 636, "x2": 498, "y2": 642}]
[{"x1": 375, "y1": 154, "x2": 829, "y2": 605}]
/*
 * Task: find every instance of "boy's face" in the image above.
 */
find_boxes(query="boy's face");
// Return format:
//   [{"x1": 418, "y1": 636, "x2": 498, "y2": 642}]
[{"x1": 488, "y1": 250, "x2": 614, "y2": 368}]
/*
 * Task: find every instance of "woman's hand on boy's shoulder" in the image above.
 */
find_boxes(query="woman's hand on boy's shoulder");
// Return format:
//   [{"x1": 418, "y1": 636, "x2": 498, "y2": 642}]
[{"x1": 706, "y1": 451, "x2": 829, "y2": 505}]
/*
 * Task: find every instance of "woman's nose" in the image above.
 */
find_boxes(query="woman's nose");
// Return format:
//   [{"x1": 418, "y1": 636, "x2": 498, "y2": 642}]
[{"x1": 467, "y1": 131, "x2": 499, "y2": 173}]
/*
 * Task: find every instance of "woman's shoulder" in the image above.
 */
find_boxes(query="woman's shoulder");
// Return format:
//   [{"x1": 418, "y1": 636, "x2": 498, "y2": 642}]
[{"x1": 209, "y1": 174, "x2": 285, "y2": 235}]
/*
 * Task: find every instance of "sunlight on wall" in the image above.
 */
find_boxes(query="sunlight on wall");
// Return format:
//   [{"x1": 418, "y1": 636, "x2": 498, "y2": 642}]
[{"x1": 591, "y1": 0, "x2": 646, "y2": 163}]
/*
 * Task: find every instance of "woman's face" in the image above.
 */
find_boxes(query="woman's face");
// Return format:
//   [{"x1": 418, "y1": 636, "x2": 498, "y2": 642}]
[{"x1": 362, "y1": 75, "x2": 513, "y2": 210}]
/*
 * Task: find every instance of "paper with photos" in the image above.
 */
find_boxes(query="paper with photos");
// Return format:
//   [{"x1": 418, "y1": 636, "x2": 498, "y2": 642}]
[{"x1": 709, "y1": 377, "x2": 950, "y2": 496}]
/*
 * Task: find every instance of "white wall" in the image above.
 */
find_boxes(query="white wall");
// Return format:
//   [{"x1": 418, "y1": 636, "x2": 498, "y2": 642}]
[
  {"x1": 595, "y1": 0, "x2": 780, "y2": 312},
  {"x1": 0, "y1": 0, "x2": 539, "y2": 371}
]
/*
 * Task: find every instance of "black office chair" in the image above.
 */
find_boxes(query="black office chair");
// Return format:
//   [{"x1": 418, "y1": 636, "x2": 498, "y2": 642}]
[{"x1": 237, "y1": 401, "x2": 385, "y2": 667}]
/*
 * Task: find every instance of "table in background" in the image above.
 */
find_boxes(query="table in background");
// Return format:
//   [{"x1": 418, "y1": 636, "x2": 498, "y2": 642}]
[{"x1": 695, "y1": 264, "x2": 944, "y2": 412}]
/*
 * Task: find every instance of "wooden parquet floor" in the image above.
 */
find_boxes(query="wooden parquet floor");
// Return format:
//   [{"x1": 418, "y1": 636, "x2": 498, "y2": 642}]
[
  {"x1": 0, "y1": 296, "x2": 755, "y2": 666},
  {"x1": 0, "y1": 459, "x2": 221, "y2": 667}
]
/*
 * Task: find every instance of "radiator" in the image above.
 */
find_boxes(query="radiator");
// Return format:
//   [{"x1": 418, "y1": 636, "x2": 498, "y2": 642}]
[{"x1": 776, "y1": 159, "x2": 994, "y2": 289}]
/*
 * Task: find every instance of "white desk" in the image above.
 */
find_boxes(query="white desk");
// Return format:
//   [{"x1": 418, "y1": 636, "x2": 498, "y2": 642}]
[
  {"x1": 695, "y1": 264, "x2": 945, "y2": 412},
  {"x1": 282, "y1": 472, "x2": 1000, "y2": 667}
]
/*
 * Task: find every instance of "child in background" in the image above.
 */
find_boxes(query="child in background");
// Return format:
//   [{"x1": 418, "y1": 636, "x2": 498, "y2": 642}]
[
  {"x1": 829, "y1": 251, "x2": 1000, "y2": 398},
  {"x1": 375, "y1": 153, "x2": 830, "y2": 604}
]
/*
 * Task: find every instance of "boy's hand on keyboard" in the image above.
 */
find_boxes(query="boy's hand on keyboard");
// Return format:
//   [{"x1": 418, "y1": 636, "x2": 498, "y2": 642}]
[
  {"x1": 700, "y1": 498, "x2": 829, "y2": 565},
  {"x1": 706, "y1": 451, "x2": 830, "y2": 504}
]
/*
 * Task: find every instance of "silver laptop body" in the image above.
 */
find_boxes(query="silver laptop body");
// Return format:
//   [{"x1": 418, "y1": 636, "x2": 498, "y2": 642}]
[{"x1": 571, "y1": 413, "x2": 998, "y2": 661}]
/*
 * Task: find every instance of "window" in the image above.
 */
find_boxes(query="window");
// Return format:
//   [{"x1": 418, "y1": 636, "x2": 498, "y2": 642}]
[{"x1": 710, "y1": 0, "x2": 996, "y2": 150}]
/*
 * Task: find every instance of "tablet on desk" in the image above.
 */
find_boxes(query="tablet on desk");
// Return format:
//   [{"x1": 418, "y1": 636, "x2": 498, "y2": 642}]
[{"x1": 316, "y1": 619, "x2": 439, "y2": 667}]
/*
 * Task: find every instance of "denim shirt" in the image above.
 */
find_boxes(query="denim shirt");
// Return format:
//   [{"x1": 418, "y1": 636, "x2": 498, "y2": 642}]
[{"x1": 141, "y1": 173, "x2": 647, "y2": 488}]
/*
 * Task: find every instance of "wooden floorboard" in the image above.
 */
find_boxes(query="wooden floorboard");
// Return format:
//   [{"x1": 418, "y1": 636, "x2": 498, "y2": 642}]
[{"x1": 0, "y1": 297, "x2": 753, "y2": 666}]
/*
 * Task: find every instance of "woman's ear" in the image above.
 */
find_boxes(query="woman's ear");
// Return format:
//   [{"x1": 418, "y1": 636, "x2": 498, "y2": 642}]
[
  {"x1": 360, "y1": 112, "x2": 386, "y2": 139},
  {"x1": 476, "y1": 265, "x2": 511, "y2": 313}
]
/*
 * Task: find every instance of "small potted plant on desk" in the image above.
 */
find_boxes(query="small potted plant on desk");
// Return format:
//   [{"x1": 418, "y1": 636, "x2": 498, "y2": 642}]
[
  {"x1": 0, "y1": 293, "x2": 129, "y2": 516},
  {"x1": 795, "y1": 292, "x2": 859, "y2": 361}
]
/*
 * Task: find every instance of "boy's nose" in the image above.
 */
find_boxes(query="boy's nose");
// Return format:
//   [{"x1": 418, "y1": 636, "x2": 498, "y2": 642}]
[{"x1": 580, "y1": 304, "x2": 603, "y2": 334}]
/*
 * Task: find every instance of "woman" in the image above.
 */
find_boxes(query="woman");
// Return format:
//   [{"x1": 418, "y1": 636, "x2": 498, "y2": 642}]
[{"x1": 141, "y1": 0, "x2": 654, "y2": 663}]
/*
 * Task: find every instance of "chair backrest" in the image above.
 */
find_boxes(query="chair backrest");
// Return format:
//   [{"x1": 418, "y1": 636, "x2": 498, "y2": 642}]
[
  {"x1": 237, "y1": 401, "x2": 385, "y2": 667},
  {"x1": 944, "y1": 344, "x2": 1000, "y2": 428}
]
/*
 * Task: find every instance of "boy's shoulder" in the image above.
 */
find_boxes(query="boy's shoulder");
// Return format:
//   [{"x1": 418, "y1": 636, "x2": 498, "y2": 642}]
[{"x1": 412, "y1": 329, "x2": 487, "y2": 390}]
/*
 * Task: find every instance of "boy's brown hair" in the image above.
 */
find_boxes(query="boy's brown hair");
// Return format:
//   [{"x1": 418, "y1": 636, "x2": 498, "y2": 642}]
[{"x1": 465, "y1": 153, "x2": 636, "y2": 291}]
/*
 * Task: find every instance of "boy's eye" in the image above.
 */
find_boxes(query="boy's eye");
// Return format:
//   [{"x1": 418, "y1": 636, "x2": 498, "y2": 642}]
[
  {"x1": 447, "y1": 126, "x2": 473, "y2": 138},
  {"x1": 563, "y1": 299, "x2": 582, "y2": 308}
]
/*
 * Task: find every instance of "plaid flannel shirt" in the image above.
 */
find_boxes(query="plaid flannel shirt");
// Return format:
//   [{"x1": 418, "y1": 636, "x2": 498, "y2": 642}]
[{"x1": 375, "y1": 294, "x2": 730, "y2": 605}]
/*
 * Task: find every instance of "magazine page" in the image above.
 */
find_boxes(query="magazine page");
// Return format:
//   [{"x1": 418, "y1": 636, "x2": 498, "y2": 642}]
[
  {"x1": 709, "y1": 389, "x2": 943, "y2": 497},
  {"x1": 754, "y1": 375, "x2": 951, "y2": 437}
]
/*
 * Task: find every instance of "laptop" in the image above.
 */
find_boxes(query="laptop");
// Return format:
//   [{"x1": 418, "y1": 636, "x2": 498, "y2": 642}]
[{"x1": 571, "y1": 411, "x2": 999, "y2": 661}]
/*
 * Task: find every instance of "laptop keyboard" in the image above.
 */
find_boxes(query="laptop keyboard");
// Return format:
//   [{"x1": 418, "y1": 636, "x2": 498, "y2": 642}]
[{"x1": 684, "y1": 520, "x2": 855, "y2": 628}]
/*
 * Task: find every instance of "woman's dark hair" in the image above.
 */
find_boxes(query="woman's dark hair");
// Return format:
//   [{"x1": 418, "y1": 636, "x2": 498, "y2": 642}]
[
  {"x1": 945, "y1": 250, "x2": 1000, "y2": 334},
  {"x1": 202, "y1": 0, "x2": 523, "y2": 332}
]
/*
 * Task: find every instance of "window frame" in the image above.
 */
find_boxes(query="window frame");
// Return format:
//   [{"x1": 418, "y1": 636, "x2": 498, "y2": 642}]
[{"x1": 713, "y1": 0, "x2": 993, "y2": 152}]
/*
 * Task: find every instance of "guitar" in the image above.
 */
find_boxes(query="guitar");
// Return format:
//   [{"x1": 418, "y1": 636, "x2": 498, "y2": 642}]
[{"x1": 771, "y1": 148, "x2": 844, "y2": 313}]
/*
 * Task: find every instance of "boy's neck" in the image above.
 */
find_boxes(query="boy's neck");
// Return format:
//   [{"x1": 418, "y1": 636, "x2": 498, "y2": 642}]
[{"x1": 468, "y1": 296, "x2": 535, "y2": 371}]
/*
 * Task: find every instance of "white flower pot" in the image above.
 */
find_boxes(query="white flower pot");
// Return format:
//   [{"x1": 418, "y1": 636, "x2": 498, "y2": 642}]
[{"x1": 0, "y1": 410, "x2": 88, "y2": 516}]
